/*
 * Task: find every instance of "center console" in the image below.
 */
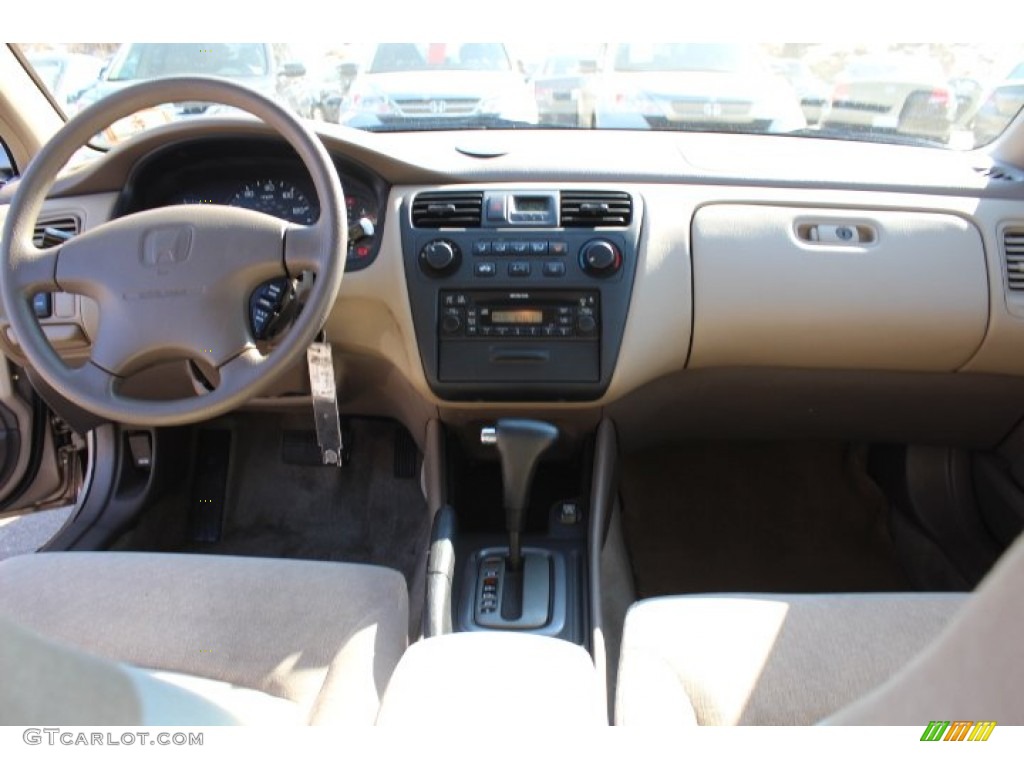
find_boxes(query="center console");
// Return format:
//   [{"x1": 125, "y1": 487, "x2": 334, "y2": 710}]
[{"x1": 401, "y1": 187, "x2": 642, "y2": 400}]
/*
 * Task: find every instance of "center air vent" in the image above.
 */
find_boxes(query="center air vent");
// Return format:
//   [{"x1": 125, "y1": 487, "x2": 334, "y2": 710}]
[
  {"x1": 1005, "y1": 228, "x2": 1024, "y2": 291},
  {"x1": 33, "y1": 215, "x2": 80, "y2": 248},
  {"x1": 560, "y1": 191, "x2": 632, "y2": 227},
  {"x1": 412, "y1": 191, "x2": 483, "y2": 228}
]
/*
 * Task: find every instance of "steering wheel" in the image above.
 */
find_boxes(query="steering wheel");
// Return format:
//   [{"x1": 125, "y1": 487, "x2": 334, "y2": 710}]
[{"x1": 0, "y1": 77, "x2": 346, "y2": 426}]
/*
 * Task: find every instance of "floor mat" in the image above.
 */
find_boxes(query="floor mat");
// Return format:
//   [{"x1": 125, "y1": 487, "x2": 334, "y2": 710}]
[
  {"x1": 176, "y1": 415, "x2": 430, "y2": 593},
  {"x1": 620, "y1": 442, "x2": 911, "y2": 597}
]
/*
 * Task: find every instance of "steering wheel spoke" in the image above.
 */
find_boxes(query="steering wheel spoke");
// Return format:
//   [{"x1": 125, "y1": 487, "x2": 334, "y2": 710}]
[
  {"x1": 65, "y1": 360, "x2": 120, "y2": 403},
  {"x1": 285, "y1": 222, "x2": 338, "y2": 275},
  {"x1": 9, "y1": 244, "x2": 61, "y2": 296}
]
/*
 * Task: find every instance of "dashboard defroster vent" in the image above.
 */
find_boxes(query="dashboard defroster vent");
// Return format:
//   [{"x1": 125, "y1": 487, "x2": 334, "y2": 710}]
[
  {"x1": 560, "y1": 191, "x2": 632, "y2": 227},
  {"x1": 33, "y1": 215, "x2": 80, "y2": 248},
  {"x1": 412, "y1": 191, "x2": 483, "y2": 228},
  {"x1": 1005, "y1": 228, "x2": 1024, "y2": 291}
]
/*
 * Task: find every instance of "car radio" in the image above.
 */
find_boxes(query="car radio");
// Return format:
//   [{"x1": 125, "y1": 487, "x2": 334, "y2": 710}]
[
  {"x1": 401, "y1": 187, "x2": 643, "y2": 400},
  {"x1": 439, "y1": 290, "x2": 599, "y2": 340}
]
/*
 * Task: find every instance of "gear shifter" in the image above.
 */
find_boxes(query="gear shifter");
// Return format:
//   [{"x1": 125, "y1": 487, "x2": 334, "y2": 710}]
[{"x1": 480, "y1": 419, "x2": 558, "y2": 570}]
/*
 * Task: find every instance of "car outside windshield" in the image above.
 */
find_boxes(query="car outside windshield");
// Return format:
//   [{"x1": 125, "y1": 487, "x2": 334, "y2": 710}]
[{"x1": 13, "y1": 42, "x2": 1024, "y2": 149}]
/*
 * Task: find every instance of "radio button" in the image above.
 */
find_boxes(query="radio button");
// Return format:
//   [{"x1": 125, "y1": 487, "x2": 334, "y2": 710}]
[
  {"x1": 577, "y1": 315, "x2": 597, "y2": 334},
  {"x1": 473, "y1": 241, "x2": 492, "y2": 255},
  {"x1": 474, "y1": 262, "x2": 497, "y2": 277},
  {"x1": 508, "y1": 262, "x2": 531, "y2": 277},
  {"x1": 493, "y1": 241, "x2": 509, "y2": 255},
  {"x1": 529, "y1": 241, "x2": 548, "y2": 255},
  {"x1": 441, "y1": 312, "x2": 462, "y2": 335},
  {"x1": 511, "y1": 241, "x2": 530, "y2": 255},
  {"x1": 543, "y1": 261, "x2": 566, "y2": 277},
  {"x1": 549, "y1": 241, "x2": 568, "y2": 256}
]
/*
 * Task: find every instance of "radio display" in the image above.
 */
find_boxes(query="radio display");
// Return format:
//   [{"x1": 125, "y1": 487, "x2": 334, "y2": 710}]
[
  {"x1": 491, "y1": 309, "x2": 544, "y2": 325},
  {"x1": 513, "y1": 197, "x2": 549, "y2": 213}
]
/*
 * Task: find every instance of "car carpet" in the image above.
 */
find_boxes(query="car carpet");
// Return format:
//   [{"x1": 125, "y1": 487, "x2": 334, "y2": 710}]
[
  {"x1": 180, "y1": 415, "x2": 431, "y2": 588},
  {"x1": 113, "y1": 415, "x2": 431, "y2": 635},
  {"x1": 619, "y1": 441, "x2": 913, "y2": 598}
]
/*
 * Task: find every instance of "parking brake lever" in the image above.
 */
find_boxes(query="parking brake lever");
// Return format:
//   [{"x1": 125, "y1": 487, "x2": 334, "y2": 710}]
[{"x1": 481, "y1": 419, "x2": 558, "y2": 570}]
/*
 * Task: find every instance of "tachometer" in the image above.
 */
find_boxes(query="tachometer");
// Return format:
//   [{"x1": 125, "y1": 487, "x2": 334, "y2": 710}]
[{"x1": 229, "y1": 179, "x2": 317, "y2": 225}]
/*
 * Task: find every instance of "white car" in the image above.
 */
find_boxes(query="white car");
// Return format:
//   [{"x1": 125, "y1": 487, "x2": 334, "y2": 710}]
[
  {"x1": 594, "y1": 43, "x2": 805, "y2": 132},
  {"x1": 341, "y1": 42, "x2": 537, "y2": 130}
]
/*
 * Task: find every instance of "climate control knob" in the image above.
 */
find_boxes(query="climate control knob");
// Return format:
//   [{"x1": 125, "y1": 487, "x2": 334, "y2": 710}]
[
  {"x1": 579, "y1": 239, "x2": 621, "y2": 277},
  {"x1": 419, "y1": 239, "x2": 462, "y2": 276}
]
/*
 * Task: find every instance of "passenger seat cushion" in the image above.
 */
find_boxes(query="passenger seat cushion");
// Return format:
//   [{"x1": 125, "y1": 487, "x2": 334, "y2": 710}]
[
  {"x1": 826, "y1": 533, "x2": 1024, "y2": 725},
  {"x1": 0, "y1": 552, "x2": 409, "y2": 725},
  {"x1": 615, "y1": 593, "x2": 964, "y2": 726}
]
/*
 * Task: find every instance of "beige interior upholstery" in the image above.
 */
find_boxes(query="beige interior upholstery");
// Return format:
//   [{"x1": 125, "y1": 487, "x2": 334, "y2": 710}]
[
  {"x1": 0, "y1": 615, "x2": 304, "y2": 725},
  {"x1": 0, "y1": 552, "x2": 409, "y2": 725},
  {"x1": 616, "y1": 533, "x2": 1024, "y2": 726},
  {"x1": 377, "y1": 632, "x2": 606, "y2": 726},
  {"x1": 615, "y1": 592, "x2": 964, "y2": 726},
  {"x1": 826, "y1": 532, "x2": 1024, "y2": 725}
]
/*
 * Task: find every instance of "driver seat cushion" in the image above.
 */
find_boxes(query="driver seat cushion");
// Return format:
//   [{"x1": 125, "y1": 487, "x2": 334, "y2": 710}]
[{"x1": 0, "y1": 552, "x2": 409, "y2": 725}]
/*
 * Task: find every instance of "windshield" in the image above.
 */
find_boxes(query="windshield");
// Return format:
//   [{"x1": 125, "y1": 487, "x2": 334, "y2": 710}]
[
  {"x1": 612, "y1": 43, "x2": 753, "y2": 73},
  {"x1": 106, "y1": 43, "x2": 270, "y2": 81},
  {"x1": 367, "y1": 43, "x2": 510, "y2": 74},
  {"x1": 14, "y1": 42, "x2": 1024, "y2": 149}
]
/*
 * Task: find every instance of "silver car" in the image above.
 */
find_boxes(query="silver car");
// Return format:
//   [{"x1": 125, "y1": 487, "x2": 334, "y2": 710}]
[{"x1": 820, "y1": 54, "x2": 957, "y2": 143}]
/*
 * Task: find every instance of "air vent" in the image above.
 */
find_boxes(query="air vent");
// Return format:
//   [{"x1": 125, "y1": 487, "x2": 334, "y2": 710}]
[
  {"x1": 975, "y1": 165, "x2": 1020, "y2": 183},
  {"x1": 1005, "y1": 228, "x2": 1024, "y2": 291},
  {"x1": 560, "y1": 191, "x2": 632, "y2": 227},
  {"x1": 412, "y1": 191, "x2": 483, "y2": 228},
  {"x1": 33, "y1": 215, "x2": 80, "y2": 248}
]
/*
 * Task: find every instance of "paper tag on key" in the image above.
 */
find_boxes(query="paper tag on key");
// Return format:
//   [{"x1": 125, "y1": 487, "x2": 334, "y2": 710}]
[{"x1": 306, "y1": 341, "x2": 344, "y2": 466}]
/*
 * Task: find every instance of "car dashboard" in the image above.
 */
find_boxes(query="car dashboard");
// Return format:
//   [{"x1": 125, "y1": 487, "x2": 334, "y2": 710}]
[{"x1": 3, "y1": 118, "x2": 1024, "y2": 452}]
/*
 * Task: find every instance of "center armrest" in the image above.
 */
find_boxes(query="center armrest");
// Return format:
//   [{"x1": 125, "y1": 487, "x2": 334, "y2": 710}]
[{"x1": 376, "y1": 633, "x2": 606, "y2": 726}]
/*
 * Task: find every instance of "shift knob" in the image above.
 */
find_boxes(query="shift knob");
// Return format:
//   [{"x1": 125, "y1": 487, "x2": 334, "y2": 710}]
[{"x1": 481, "y1": 419, "x2": 559, "y2": 568}]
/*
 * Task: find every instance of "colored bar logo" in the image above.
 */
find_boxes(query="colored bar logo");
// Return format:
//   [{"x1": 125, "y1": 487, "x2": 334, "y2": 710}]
[{"x1": 920, "y1": 721, "x2": 996, "y2": 741}]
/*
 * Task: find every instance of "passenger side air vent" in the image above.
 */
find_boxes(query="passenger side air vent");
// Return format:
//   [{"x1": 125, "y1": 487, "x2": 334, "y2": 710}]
[
  {"x1": 975, "y1": 165, "x2": 1020, "y2": 183},
  {"x1": 412, "y1": 191, "x2": 483, "y2": 228},
  {"x1": 33, "y1": 215, "x2": 80, "y2": 248},
  {"x1": 1004, "y1": 228, "x2": 1024, "y2": 291},
  {"x1": 560, "y1": 191, "x2": 632, "y2": 227}
]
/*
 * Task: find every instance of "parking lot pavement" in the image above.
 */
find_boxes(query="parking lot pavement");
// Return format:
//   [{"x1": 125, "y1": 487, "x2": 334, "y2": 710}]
[{"x1": 0, "y1": 505, "x2": 74, "y2": 560}]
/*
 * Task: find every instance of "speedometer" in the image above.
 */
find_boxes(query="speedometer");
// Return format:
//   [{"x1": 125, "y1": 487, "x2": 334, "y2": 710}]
[{"x1": 229, "y1": 179, "x2": 317, "y2": 225}]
